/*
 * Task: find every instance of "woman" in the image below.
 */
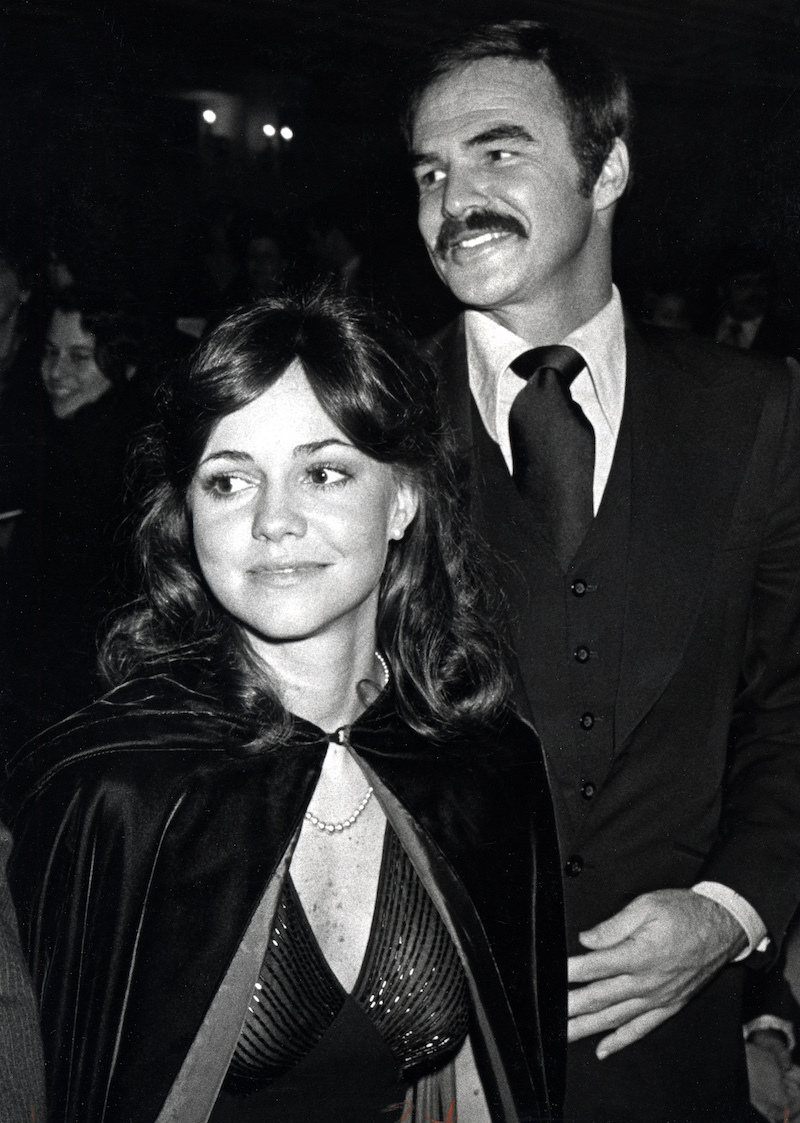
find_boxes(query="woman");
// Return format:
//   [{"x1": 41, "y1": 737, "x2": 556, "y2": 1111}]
[
  {"x1": 1, "y1": 285, "x2": 148, "y2": 750},
  {"x1": 7, "y1": 289, "x2": 565, "y2": 1123}
]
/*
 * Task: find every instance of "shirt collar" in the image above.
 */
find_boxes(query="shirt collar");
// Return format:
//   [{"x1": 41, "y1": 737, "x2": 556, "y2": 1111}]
[{"x1": 465, "y1": 286, "x2": 626, "y2": 440}]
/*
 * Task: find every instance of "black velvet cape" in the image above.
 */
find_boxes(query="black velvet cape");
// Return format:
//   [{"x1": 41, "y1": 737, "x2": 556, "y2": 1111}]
[{"x1": 6, "y1": 672, "x2": 566, "y2": 1123}]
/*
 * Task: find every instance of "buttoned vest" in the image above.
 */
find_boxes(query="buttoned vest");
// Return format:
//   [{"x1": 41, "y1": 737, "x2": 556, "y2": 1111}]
[{"x1": 469, "y1": 398, "x2": 632, "y2": 856}]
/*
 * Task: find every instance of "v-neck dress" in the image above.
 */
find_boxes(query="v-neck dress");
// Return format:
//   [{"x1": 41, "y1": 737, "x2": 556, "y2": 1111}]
[{"x1": 209, "y1": 825, "x2": 470, "y2": 1122}]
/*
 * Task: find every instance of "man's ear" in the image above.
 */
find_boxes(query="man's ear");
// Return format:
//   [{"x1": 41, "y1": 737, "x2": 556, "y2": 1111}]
[
  {"x1": 593, "y1": 137, "x2": 630, "y2": 214},
  {"x1": 388, "y1": 480, "x2": 419, "y2": 541}
]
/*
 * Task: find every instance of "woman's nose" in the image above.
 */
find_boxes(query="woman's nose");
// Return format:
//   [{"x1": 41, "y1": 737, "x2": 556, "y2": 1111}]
[
  {"x1": 43, "y1": 352, "x2": 69, "y2": 380},
  {"x1": 251, "y1": 483, "x2": 307, "y2": 541}
]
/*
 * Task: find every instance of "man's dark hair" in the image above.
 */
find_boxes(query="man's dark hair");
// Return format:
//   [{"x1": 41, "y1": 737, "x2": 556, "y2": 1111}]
[{"x1": 403, "y1": 19, "x2": 632, "y2": 197}]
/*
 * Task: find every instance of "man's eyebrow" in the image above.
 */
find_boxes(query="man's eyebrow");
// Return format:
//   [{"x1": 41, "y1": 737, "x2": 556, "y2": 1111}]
[
  {"x1": 410, "y1": 123, "x2": 536, "y2": 167},
  {"x1": 467, "y1": 124, "x2": 536, "y2": 147}
]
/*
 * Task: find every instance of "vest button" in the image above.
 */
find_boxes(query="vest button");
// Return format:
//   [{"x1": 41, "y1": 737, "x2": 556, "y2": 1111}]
[
  {"x1": 565, "y1": 855, "x2": 584, "y2": 877},
  {"x1": 581, "y1": 781, "x2": 597, "y2": 800},
  {"x1": 580, "y1": 712, "x2": 595, "y2": 730},
  {"x1": 574, "y1": 646, "x2": 590, "y2": 663},
  {"x1": 571, "y1": 579, "x2": 588, "y2": 597}
]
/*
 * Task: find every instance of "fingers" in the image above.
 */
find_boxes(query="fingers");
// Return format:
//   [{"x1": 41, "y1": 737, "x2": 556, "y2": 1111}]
[
  {"x1": 568, "y1": 997, "x2": 643, "y2": 1042},
  {"x1": 568, "y1": 974, "x2": 646, "y2": 1019},
  {"x1": 595, "y1": 1005, "x2": 679, "y2": 1059},
  {"x1": 578, "y1": 898, "x2": 648, "y2": 949},
  {"x1": 568, "y1": 945, "x2": 639, "y2": 984},
  {"x1": 568, "y1": 920, "x2": 670, "y2": 984}
]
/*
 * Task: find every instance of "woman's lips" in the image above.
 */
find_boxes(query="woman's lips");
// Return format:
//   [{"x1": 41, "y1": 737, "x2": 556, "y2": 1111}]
[{"x1": 247, "y1": 562, "x2": 329, "y2": 586}]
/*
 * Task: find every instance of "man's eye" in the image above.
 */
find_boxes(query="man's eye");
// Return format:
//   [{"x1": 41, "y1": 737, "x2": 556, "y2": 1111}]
[
  {"x1": 417, "y1": 168, "x2": 446, "y2": 189},
  {"x1": 488, "y1": 149, "x2": 513, "y2": 162}
]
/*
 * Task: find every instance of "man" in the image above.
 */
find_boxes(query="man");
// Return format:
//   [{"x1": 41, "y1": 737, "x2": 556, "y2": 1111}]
[{"x1": 405, "y1": 20, "x2": 800, "y2": 1123}]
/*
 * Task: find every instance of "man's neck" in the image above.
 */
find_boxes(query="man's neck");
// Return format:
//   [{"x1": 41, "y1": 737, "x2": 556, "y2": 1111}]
[{"x1": 482, "y1": 283, "x2": 613, "y2": 346}]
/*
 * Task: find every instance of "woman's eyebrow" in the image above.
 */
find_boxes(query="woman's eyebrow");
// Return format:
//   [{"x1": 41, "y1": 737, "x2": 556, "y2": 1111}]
[
  {"x1": 197, "y1": 439, "x2": 356, "y2": 467},
  {"x1": 197, "y1": 449, "x2": 254, "y2": 467},
  {"x1": 293, "y1": 438, "x2": 355, "y2": 457}
]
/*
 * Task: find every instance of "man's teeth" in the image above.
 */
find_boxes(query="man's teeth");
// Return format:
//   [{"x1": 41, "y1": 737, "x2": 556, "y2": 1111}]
[{"x1": 459, "y1": 231, "x2": 507, "y2": 249}]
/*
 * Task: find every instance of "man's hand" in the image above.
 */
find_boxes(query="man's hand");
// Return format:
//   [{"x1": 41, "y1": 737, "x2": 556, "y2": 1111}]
[
  {"x1": 746, "y1": 1029, "x2": 800, "y2": 1123},
  {"x1": 568, "y1": 889, "x2": 748, "y2": 1058}
]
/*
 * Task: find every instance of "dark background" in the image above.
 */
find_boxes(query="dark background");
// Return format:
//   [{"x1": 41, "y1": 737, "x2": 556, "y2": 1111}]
[{"x1": 1, "y1": 0, "x2": 799, "y2": 331}]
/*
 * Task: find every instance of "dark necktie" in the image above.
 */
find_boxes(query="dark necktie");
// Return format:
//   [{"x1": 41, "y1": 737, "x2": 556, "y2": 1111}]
[{"x1": 508, "y1": 345, "x2": 594, "y2": 568}]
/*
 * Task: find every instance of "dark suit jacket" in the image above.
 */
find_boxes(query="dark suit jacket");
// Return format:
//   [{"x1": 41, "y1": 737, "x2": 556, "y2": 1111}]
[
  {"x1": 0, "y1": 820, "x2": 46, "y2": 1121},
  {"x1": 430, "y1": 314, "x2": 800, "y2": 1123}
]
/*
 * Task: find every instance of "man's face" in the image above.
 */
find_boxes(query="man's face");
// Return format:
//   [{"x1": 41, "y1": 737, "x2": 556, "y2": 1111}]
[{"x1": 411, "y1": 59, "x2": 597, "y2": 318}]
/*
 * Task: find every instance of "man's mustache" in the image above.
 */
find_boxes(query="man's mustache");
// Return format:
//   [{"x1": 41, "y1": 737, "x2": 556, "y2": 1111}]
[{"x1": 435, "y1": 210, "x2": 526, "y2": 257}]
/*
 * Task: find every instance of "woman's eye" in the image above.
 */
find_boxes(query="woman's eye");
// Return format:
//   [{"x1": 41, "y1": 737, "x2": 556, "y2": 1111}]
[
  {"x1": 205, "y1": 473, "x2": 252, "y2": 497},
  {"x1": 308, "y1": 465, "x2": 350, "y2": 487}
]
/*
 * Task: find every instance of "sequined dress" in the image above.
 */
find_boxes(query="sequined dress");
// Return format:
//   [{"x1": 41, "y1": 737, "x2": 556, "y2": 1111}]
[{"x1": 209, "y1": 825, "x2": 470, "y2": 1122}]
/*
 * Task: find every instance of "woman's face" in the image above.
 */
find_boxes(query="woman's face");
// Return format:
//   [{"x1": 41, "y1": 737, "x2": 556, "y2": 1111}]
[
  {"x1": 188, "y1": 360, "x2": 418, "y2": 654},
  {"x1": 41, "y1": 310, "x2": 112, "y2": 419}
]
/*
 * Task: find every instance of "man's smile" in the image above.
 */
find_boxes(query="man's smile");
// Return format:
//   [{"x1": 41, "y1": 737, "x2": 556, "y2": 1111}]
[
  {"x1": 434, "y1": 209, "x2": 527, "y2": 259},
  {"x1": 458, "y1": 230, "x2": 512, "y2": 250}
]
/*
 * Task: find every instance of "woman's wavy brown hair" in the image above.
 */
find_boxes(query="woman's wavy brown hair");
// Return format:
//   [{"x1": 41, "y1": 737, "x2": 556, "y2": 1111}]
[{"x1": 101, "y1": 287, "x2": 511, "y2": 742}]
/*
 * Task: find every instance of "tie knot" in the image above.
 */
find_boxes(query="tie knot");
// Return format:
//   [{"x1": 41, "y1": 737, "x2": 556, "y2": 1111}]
[{"x1": 511, "y1": 345, "x2": 586, "y2": 387}]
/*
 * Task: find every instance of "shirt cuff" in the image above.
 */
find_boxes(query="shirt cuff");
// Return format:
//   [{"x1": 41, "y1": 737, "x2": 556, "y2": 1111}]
[
  {"x1": 744, "y1": 1015, "x2": 796, "y2": 1053},
  {"x1": 691, "y1": 881, "x2": 770, "y2": 961}
]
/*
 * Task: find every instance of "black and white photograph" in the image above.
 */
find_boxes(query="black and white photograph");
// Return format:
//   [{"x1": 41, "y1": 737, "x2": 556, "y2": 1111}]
[{"x1": 0, "y1": 2, "x2": 799, "y2": 1121}]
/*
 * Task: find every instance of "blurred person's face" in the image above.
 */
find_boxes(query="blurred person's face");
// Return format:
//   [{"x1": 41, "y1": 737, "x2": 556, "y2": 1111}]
[
  {"x1": 411, "y1": 59, "x2": 622, "y2": 322},
  {"x1": 46, "y1": 251, "x2": 75, "y2": 293},
  {"x1": 0, "y1": 259, "x2": 27, "y2": 327},
  {"x1": 41, "y1": 310, "x2": 112, "y2": 419},
  {"x1": 246, "y1": 236, "x2": 286, "y2": 297},
  {"x1": 722, "y1": 271, "x2": 769, "y2": 322},
  {"x1": 188, "y1": 360, "x2": 417, "y2": 655},
  {"x1": 645, "y1": 292, "x2": 692, "y2": 330}
]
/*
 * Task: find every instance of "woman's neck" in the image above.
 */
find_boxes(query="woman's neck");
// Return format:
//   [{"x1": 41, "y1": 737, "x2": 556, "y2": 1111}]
[{"x1": 250, "y1": 626, "x2": 384, "y2": 732}]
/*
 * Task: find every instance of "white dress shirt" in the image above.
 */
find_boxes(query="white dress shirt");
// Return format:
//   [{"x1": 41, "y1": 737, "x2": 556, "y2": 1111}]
[{"x1": 464, "y1": 287, "x2": 768, "y2": 958}]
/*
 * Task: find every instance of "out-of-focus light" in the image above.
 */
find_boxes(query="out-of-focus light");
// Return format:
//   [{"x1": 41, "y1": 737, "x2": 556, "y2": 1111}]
[
  {"x1": 202, "y1": 108, "x2": 217, "y2": 124},
  {"x1": 280, "y1": 126, "x2": 293, "y2": 141},
  {"x1": 263, "y1": 123, "x2": 276, "y2": 137}
]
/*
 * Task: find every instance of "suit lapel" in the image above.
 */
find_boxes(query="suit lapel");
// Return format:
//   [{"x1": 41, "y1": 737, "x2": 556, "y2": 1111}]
[
  {"x1": 433, "y1": 315, "x2": 474, "y2": 449},
  {"x1": 615, "y1": 325, "x2": 766, "y2": 745}
]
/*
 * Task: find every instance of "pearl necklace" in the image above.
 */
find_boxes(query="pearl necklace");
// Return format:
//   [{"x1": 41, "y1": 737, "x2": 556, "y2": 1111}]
[
  {"x1": 303, "y1": 651, "x2": 388, "y2": 835},
  {"x1": 305, "y1": 786, "x2": 374, "y2": 833}
]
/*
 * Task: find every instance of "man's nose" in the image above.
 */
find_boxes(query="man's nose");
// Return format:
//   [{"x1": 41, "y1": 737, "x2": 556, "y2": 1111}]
[
  {"x1": 251, "y1": 482, "x2": 307, "y2": 542},
  {"x1": 441, "y1": 165, "x2": 488, "y2": 218}
]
